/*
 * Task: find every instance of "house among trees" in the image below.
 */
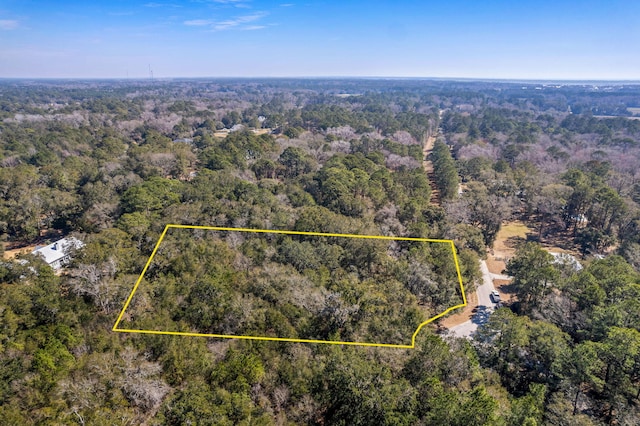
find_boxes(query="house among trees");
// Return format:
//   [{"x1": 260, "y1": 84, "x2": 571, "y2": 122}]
[
  {"x1": 31, "y1": 237, "x2": 84, "y2": 270},
  {"x1": 172, "y1": 137, "x2": 193, "y2": 144},
  {"x1": 549, "y1": 251, "x2": 583, "y2": 271}
]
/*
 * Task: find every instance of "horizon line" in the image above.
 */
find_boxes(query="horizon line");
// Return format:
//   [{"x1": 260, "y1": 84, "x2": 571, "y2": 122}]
[{"x1": 1, "y1": 76, "x2": 639, "y2": 83}]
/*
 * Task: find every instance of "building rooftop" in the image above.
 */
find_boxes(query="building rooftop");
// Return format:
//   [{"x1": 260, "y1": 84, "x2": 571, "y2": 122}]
[
  {"x1": 32, "y1": 237, "x2": 84, "y2": 269},
  {"x1": 549, "y1": 251, "x2": 583, "y2": 271}
]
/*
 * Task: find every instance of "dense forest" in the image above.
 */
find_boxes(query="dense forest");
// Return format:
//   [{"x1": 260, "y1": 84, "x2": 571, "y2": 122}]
[{"x1": 1, "y1": 78, "x2": 640, "y2": 424}]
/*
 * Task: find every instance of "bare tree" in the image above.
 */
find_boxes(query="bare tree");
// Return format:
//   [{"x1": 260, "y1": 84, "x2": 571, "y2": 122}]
[{"x1": 68, "y1": 259, "x2": 119, "y2": 314}]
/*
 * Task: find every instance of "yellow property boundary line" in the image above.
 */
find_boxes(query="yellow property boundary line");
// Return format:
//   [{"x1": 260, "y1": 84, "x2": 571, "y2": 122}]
[{"x1": 112, "y1": 225, "x2": 468, "y2": 349}]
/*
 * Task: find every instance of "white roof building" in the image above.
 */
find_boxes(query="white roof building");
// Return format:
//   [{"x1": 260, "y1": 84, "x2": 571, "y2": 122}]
[
  {"x1": 32, "y1": 237, "x2": 84, "y2": 270},
  {"x1": 549, "y1": 251, "x2": 583, "y2": 271}
]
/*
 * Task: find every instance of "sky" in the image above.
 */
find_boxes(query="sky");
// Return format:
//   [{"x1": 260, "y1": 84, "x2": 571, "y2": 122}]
[{"x1": 0, "y1": 0, "x2": 638, "y2": 80}]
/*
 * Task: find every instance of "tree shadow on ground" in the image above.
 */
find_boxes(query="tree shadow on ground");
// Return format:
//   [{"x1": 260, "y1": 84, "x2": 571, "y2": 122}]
[{"x1": 471, "y1": 305, "x2": 492, "y2": 326}]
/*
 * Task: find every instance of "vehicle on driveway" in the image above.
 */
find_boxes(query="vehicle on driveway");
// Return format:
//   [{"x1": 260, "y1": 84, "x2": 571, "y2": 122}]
[{"x1": 490, "y1": 290, "x2": 501, "y2": 304}]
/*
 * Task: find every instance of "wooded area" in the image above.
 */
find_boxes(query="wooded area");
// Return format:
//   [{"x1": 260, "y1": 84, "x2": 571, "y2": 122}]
[{"x1": 1, "y1": 78, "x2": 640, "y2": 424}]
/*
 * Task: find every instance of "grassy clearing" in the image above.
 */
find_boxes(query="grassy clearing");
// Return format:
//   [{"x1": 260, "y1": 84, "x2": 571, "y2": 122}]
[
  {"x1": 498, "y1": 222, "x2": 530, "y2": 240},
  {"x1": 491, "y1": 221, "x2": 531, "y2": 264}
]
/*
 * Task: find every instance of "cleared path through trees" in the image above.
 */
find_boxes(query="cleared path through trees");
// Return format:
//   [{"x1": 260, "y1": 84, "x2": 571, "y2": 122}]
[{"x1": 422, "y1": 132, "x2": 440, "y2": 205}]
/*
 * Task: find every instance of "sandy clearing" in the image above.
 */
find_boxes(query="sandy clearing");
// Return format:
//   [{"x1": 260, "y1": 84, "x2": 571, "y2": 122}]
[
  {"x1": 213, "y1": 128, "x2": 273, "y2": 138},
  {"x1": 440, "y1": 289, "x2": 478, "y2": 328},
  {"x1": 493, "y1": 278, "x2": 514, "y2": 303},
  {"x1": 486, "y1": 257, "x2": 506, "y2": 275},
  {"x1": 3, "y1": 244, "x2": 37, "y2": 260}
]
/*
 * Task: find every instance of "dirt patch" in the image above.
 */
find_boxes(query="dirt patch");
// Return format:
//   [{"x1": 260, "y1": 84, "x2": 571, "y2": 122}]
[
  {"x1": 536, "y1": 230, "x2": 582, "y2": 255},
  {"x1": 213, "y1": 128, "x2": 273, "y2": 138},
  {"x1": 486, "y1": 257, "x2": 506, "y2": 275},
  {"x1": 252, "y1": 128, "x2": 272, "y2": 135},
  {"x1": 440, "y1": 289, "x2": 479, "y2": 328},
  {"x1": 494, "y1": 279, "x2": 517, "y2": 303},
  {"x1": 3, "y1": 244, "x2": 36, "y2": 260}
]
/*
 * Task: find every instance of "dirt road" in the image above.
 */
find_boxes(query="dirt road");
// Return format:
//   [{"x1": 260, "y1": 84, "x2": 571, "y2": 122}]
[{"x1": 422, "y1": 132, "x2": 440, "y2": 204}]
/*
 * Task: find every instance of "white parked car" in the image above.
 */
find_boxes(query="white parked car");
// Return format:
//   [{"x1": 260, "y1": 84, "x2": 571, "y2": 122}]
[{"x1": 490, "y1": 290, "x2": 501, "y2": 304}]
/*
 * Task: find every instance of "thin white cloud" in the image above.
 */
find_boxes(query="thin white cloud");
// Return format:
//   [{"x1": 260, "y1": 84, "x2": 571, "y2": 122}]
[
  {"x1": 280, "y1": 3, "x2": 294, "y2": 6},
  {"x1": 238, "y1": 12, "x2": 266, "y2": 22},
  {"x1": 0, "y1": 20, "x2": 19, "y2": 30},
  {"x1": 241, "y1": 25, "x2": 265, "y2": 30},
  {"x1": 188, "y1": 11, "x2": 269, "y2": 31},
  {"x1": 212, "y1": 20, "x2": 234, "y2": 30},
  {"x1": 184, "y1": 19, "x2": 214, "y2": 26},
  {"x1": 144, "y1": 2, "x2": 182, "y2": 7},
  {"x1": 202, "y1": 0, "x2": 252, "y2": 8}
]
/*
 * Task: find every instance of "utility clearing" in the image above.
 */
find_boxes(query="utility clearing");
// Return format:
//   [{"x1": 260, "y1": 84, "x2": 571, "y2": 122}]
[{"x1": 422, "y1": 132, "x2": 440, "y2": 205}]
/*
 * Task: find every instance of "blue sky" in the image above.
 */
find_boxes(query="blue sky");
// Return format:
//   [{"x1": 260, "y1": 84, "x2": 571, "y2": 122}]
[{"x1": 0, "y1": 0, "x2": 638, "y2": 79}]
